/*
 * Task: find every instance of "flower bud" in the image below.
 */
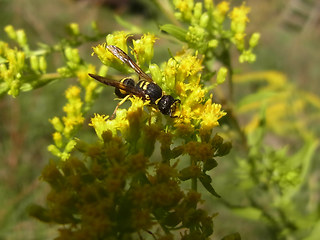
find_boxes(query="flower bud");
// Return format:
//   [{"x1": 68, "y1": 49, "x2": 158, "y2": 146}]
[
  {"x1": 39, "y1": 56, "x2": 47, "y2": 73},
  {"x1": 199, "y1": 12, "x2": 209, "y2": 28},
  {"x1": 149, "y1": 63, "x2": 162, "y2": 84},
  {"x1": 4, "y1": 25, "x2": 16, "y2": 40},
  {"x1": 16, "y1": 29, "x2": 28, "y2": 48},
  {"x1": 217, "y1": 67, "x2": 228, "y2": 84},
  {"x1": 68, "y1": 23, "x2": 80, "y2": 36},
  {"x1": 9, "y1": 80, "x2": 20, "y2": 97},
  {"x1": 50, "y1": 117, "x2": 64, "y2": 132},
  {"x1": 53, "y1": 132, "x2": 63, "y2": 148},
  {"x1": 65, "y1": 139, "x2": 77, "y2": 153},
  {"x1": 30, "y1": 55, "x2": 39, "y2": 72},
  {"x1": 47, "y1": 144, "x2": 62, "y2": 157},
  {"x1": 106, "y1": 31, "x2": 128, "y2": 53},
  {"x1": 249, "y1": 32, "x2": 260, "y2": 48},
  {"x1": 193, "y1": 2, "x2": 203, "y2": 23}
]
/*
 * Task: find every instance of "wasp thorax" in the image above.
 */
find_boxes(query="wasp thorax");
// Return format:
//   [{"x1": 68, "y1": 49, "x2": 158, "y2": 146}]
[{"x1": 136, "y1": 81, "x2": 163, "y2": 104}]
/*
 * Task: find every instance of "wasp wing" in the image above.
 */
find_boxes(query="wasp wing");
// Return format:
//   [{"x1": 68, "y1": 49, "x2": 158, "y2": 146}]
[
  {"x1": 106, "y1": 45, "x2": 153, "y2": 83},
  {"x1": 88, "y1": 73, "x2": 146, "y2": 99}
]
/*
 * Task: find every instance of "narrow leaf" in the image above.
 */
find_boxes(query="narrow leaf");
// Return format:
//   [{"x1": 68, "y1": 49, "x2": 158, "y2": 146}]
[
  {"x1": 199, "y1": 173, "x2": 221, "y2": 198},
  {"x1": 160, "y1": 24, "x2": 187, "y2": 42}
]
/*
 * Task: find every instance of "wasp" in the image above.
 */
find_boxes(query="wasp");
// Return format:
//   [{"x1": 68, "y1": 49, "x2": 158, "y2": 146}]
[{"x1": 89, "y1": 45, "x2": 180, "y2": 118}]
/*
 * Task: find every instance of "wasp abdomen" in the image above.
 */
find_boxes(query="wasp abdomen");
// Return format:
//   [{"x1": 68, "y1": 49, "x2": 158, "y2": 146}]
[
  {"x1": 137, "y1": 80, "x2": 163, "y2": 104},
  {"x1": 115, "y1": 78, "x2": 135, "y2": 98}
]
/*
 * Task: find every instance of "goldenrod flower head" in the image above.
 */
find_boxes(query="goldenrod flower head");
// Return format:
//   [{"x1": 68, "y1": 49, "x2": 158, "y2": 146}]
[
  {"x1": 232, "y1": 32, "x2": 246, "y2": 50},
  {"x1": 49, "y1": 117, "x2": 64, "y2": 132},
  {"x1": 76, "y1": 66, "x2": 98, "y2": 104},
  {"x1": 217, "y1": 1, "x2": 230, "y2": 15},
  {"x1": 204, "y1": 0, "x2": 213, "y2": 10},
  {"x1": 56, "y1": 86, "x2": 85, "y2": 138},
  {"x1": 166, "y1": 50, "x2": 226, "y2": 136},
  {"x1": 4, "y1": 25, "x2": 16, "y2": 40},
  {"x1": 132, "y1": 33, "x2": 157, "y2": 67},
  {"x1": 64, "y1": 47, "x2": 80, "y2": 64},
  {"x1": 173, "y1": 0, "x2": 194, "y2": 21},
  {"x1": 63, "y1": 100, "x2": 82, "y2": 116},
  {"x1": 125, "y1": 96, "x2": 149, "y2": 141},
  {"x1": 77, "y1": 65, "x2": 96, "y2": 87},
  {"x1": 68, "y1": 23, "x2": 80, "y2": 36},
  {"x1": 89, "y1": 114, "x2": 111, "y2": 139},
  {"x1": 92, "y1": 32, "x2": 130, "y2": 72},
  {"x1": 249, "y1": 32, "x2": 261, "y2": 48},
  {"x1": 200, "y1": 97, "x2": 226, "y2": 135},
  {"x1": 62, "y1": 115, "x2": 84, "y2": 136},
  {"x1": 163, "y1": 51, "x2": 203, "y2": 94},
  {"x1": 176, "y1": 52, "x2": 203, "y2": 83},
  {"x1": 105, "y1": 31, "x2": 129, "y2": 52},
  {"x1": 213, "y1": 1, "x2": 230, "y2": 24},
  {"x1": 65, "y1": 85, "x2": 80, "y2": 99},
  {"x1": 186, "y1": 25, "x2": 208, "y2": 51},
  {"x1": 229, "y1": 3, "x2": 251, "y2": 34},
  {"x1": 163, "y1": 57, "x2": 179, "y2": 89},
  {"x1": 127, "y1": 96, "x2": 148, "y2": 115},
  {"x1": 52, "y1": 132, "x2": 63, "y2": 148},
  {"x1": 1, "y1": 45, "x2": 26, "y2": 97}
]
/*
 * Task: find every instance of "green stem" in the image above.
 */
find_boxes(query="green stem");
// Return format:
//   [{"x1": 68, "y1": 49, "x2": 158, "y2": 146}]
[{"x1": 191, "y1": 157, "x2": 198, "y2": 191}]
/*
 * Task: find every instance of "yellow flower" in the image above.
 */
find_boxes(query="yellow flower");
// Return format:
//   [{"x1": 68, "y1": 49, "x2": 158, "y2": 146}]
[
  {"x1": 176, "y1": 53, "x2": 203, "y2": 83},
  {"x1": 200, "y1": 97, "x2": 226, "y2": 131},
  {"x1": 65, "y1": 85, "x2": 81, "y2": 99},
  {"x1": 106, "y1": 31, "x2": 130, "y2": 52},
  {"x1": 92, "y1": 43, "x2": 115, "y2": 67},
  {"x1": 217, "y1": 1, "x2": 230, "y2": 15},
  {"x1": 89, "y1": 114, "x2": 111, "y2": 139},
  {"x1": 229, "y1": 4, "x2": 250, "y2": 23},
  {"x1": 173, "y1": 0, "x2": 194, "y2": 21},
  {"x1": 229, "y1": 3, "x2": 251, "y2": 33},
  {"x1": 52, "y1": 132, "x2": 63, "y2": 148},
  {"x1": 49, "y1": 117, "x2": 64, "y2": 132},
  {"x1": 213, "y1": 1, "x2": 230, "y2": 24},
  {"x1": 132, "y1": 33, "x2": 157, "y2": 66}
]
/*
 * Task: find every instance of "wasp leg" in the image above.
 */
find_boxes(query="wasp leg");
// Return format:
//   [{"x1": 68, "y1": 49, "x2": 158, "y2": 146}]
[{"x1": 110, "y1": 95, "x2": 130, "y2": 119}]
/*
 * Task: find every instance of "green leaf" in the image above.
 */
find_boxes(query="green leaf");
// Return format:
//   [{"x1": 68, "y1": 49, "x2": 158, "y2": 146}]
[
  {"x1": 221, "y1": 232, "x2": 241, "y2": 240},
  {"x1": 114, "y1": 15, "x2": 142, "y2": 33},
  {"x1": 231, "y1": 207, "x2": 262, "y2": 220},
  {"x1": 199, "y1": 173, "x2": 221, "y2": 198},
  {"x1": 160, "y1": 24, "x2": 187, "y2": 42},
  {"x1": 303, "y1": 219, "x2": 320, "y2": 240},
  {"x1": 0, "y1": 56, "x2": 8, "y2": 64},
  {"x1": 179, "y1": 166, "x2": 201, "y2": 181},
  {"x1": 237, "y1": 90, "x2": 277, "y2": 110},
  {"x1": 203, "y1": 158, "x2": 218, "y2": 172},
  {"x1": 281, "y1": 139, "x2": 319, "y2": 199},
  {"x1": 215, "y1": 142, "x2": 232, "y2": 157}
]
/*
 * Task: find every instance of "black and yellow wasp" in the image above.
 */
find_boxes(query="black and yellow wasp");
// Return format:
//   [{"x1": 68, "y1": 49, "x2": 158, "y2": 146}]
[{"x1": 89, "y1": 45, "x2": 180, "y2": 118}]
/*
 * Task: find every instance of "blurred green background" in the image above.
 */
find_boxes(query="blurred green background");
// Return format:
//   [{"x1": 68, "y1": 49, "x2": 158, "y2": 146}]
[{"x1": 0, "y1": 0, "x2": 319, "y2": 239}]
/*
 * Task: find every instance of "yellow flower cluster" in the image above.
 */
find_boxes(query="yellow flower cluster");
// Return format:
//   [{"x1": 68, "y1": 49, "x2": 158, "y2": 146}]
[
  {"x1": 132, "y1": 33, "x2": 157, "y2": 67},
  {"x1": 0, "y1": 40, "x2": 25, "y2": 97},
  {"x1": 48, "y1": 86, "x2": 85, "y2": 160},
  {"x1": 162, "y1": 51, "x2": 226, "y2": 137},
  {"x1": 90, "y1": 32, "x2": 226, "y2": 142},
  {"x1": 170, "y1": 0, "x2": 259, "y2": 62},
  {"x1": 229, "y1": 3, "x2": 251, "y2": 51},
  {"x1": 89, "y1": 96, "x2": 149, "y2": 140}
]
